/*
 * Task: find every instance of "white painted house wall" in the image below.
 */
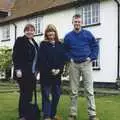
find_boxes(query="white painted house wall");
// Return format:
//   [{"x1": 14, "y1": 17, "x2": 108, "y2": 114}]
[
  {"x1": 84, "y1": 0, "x2": 118, "y2": 83},
  {"x1": 0, "y1": 0, "x2": 118, "y2": 83},
  {"x1": 43, "y1": 8, "x2": 75, "y2": 39},
  {"x1": 96, "y1": 0, "x2": 118, "y2": 83}
]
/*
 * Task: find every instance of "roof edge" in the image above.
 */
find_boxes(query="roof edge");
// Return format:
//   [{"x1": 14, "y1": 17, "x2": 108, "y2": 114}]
[
  {"x1": 0, "y1": 1, "x2": 77, "y2": 25},
  {"x1": 0, "y1": 0, "x2": 108, "y2": 25}
]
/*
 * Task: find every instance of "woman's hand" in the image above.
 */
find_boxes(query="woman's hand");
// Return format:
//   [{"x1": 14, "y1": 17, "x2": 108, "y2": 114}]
[
  {"x1": 16, "y1": 69, "x2": 22, "y2": 78},
  {"x1": 36, "y1": 72, "x2": 40, "y2": 80},
  {"x1": 51, "y1": 69, "x2": 60, "y2": 76}
]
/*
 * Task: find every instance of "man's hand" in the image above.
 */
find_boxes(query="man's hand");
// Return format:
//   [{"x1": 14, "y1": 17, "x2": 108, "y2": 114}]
[
  {"x1": 70, "y1": 58, "x2": 74, "y2": 63},
  {"x1": 86, "y1": 57, "x2": 91, "y2": 62}
]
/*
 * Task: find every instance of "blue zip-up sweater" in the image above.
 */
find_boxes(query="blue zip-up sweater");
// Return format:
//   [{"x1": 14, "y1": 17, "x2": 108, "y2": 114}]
[{"x1": 64, "y1": 29, "x2": 99, "y2": 62}]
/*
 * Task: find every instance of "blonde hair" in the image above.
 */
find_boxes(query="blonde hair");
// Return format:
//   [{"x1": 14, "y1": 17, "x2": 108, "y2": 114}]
[{"x1": 44, "y1": 24, "x2": 59, "y2": 41}]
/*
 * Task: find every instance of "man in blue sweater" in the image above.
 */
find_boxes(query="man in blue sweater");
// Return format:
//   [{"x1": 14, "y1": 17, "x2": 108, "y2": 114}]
[{"x1": 64, "y1": 14, "x2": 99, "y2": 120}]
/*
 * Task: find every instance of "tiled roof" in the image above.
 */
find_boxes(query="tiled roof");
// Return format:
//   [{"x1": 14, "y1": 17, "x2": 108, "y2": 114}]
[
  {"x1": 0, "y1": 0, "x2": 15, "y2": 12},
  {"x1": 0, "y1": 0, "x2": 78, "y2": 24},
  {"x1": 0, "y1": 0, "x2": 104, "y2": 24}
]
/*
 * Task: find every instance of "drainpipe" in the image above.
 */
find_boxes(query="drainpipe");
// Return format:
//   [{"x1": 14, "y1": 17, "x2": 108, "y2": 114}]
[
  {"x1": 10, "y1": 23, "x2": 17, "y2": 80},
  {"x1": 114, "y1": 0, "x2": 120, "y2": 89}
]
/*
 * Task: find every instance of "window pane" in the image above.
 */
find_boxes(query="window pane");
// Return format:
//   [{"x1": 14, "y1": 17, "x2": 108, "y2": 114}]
[
  {"x1": 2, "y1": 26, "x2": 10, "y2": 40},
  {"x1": 76, "y1": 3, "x2": 100, "y2": 26},
  {"x1": 37, "y1": 17, "x2": 41, "y2": 34},
  {"x1": 83, "y1": 5, "x2": 92, "y2": 25},
  {"x1": 92, "y1": 3, "x2": 100, "y2": 24},
  {"x1": 92, "y1": 39, "x2": 100, "y2": 70},
  {"x1": 28, "y1": 16, "x2": 43, "y2": 35}
]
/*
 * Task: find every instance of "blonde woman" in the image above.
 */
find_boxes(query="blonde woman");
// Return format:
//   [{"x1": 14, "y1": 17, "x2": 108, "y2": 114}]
[{"x1": 38, "y1": 24, "x2": 67, "y2": 120}]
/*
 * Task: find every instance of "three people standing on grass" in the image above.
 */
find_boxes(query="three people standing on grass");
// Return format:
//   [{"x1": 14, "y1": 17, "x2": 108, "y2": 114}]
[{"x1": 12, "y1": 14, "x2": 99, "y2": 120}]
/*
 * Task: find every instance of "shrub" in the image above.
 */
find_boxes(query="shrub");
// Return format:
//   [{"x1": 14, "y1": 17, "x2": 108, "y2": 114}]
[{"x1": 0, "y1": 47, "x2": 12, "y2": 80}]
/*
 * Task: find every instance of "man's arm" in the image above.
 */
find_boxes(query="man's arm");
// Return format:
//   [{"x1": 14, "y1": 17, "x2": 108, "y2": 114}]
[
  {"x1": 63, "y1": 35, "x2": 72, "y2": 61},
  {"x1": 89, "y1": 33, "x2": 99, "y2": 61}
]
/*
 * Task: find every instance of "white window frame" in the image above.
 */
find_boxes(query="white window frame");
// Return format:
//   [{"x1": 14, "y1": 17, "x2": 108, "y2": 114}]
[
  {"x1": 92, "y1": 38, "x2": 101, "y2": 70},
  {"x1": 28, "y1": 16, "x2": 43, "y2": 35},
  {"x1": 76, "y1": 3, "x2": 100, "y2": 26},
  {"x1": 2, "y1": 25, "x2": 10, "y2": 41}
]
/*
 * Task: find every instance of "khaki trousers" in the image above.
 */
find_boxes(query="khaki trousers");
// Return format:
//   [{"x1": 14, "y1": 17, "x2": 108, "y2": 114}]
[{"x1": 69, "y1": 61, "x2": 96, "y2": 117}]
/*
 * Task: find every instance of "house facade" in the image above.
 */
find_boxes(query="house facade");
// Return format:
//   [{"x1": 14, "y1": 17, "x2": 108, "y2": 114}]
[{"x1": 0, "y1": 0, "x2": 120, "y2": 86}]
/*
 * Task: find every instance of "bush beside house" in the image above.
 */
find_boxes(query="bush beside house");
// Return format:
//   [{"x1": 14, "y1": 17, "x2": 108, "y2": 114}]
[{"x1": 0, "y1": 47, "x2": 12, "y2": 80}]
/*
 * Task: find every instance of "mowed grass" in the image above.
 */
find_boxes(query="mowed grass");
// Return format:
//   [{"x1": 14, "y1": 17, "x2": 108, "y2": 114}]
[{"x1": 0, "y1": 92, "x2": 120, "y2": 120}]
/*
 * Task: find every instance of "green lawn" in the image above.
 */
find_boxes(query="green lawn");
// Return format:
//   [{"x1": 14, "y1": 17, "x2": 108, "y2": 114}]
[{"x1": 0, "y1": 92, "x2": 120, "y2": 120}]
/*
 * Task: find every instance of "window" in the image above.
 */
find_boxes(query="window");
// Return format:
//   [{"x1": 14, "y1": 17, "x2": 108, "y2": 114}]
[
  {"x1": 28, "y1": 16, "x2": 43, "y2": 35},
  {"x1": 2, "y1": 25, "x2": 10, "y2": 41},
  {"x1": 92, "y1": 38, "x2": 101, "y2": 70},
  {"x1": 92, "y1": 58, "x2": 100, "y2": 70},
  {"x1": 76, "y1": 3, "x2": 100, "y2": 26}
]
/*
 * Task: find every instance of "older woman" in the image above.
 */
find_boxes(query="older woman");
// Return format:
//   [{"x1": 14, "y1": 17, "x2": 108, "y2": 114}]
[
  {"x1": 12, "y1": 24, "x2": 38, "y2": 120},
  {"x1": 38, "y1": 24, "x2": 67, "y2": 120}
]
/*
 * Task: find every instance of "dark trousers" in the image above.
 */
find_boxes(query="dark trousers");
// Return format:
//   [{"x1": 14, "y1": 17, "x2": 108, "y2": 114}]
[
  {"x1": 17, "y1": 74, "x2": 35, "y2": 118},
  {"x1": 41, "y1": 82, "x2": 61, "y2": 119}
]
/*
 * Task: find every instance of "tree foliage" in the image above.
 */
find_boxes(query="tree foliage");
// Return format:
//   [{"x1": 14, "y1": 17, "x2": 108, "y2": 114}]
[{"x1": 0, "y1": 47, "x2": 12, "y2": 71}]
